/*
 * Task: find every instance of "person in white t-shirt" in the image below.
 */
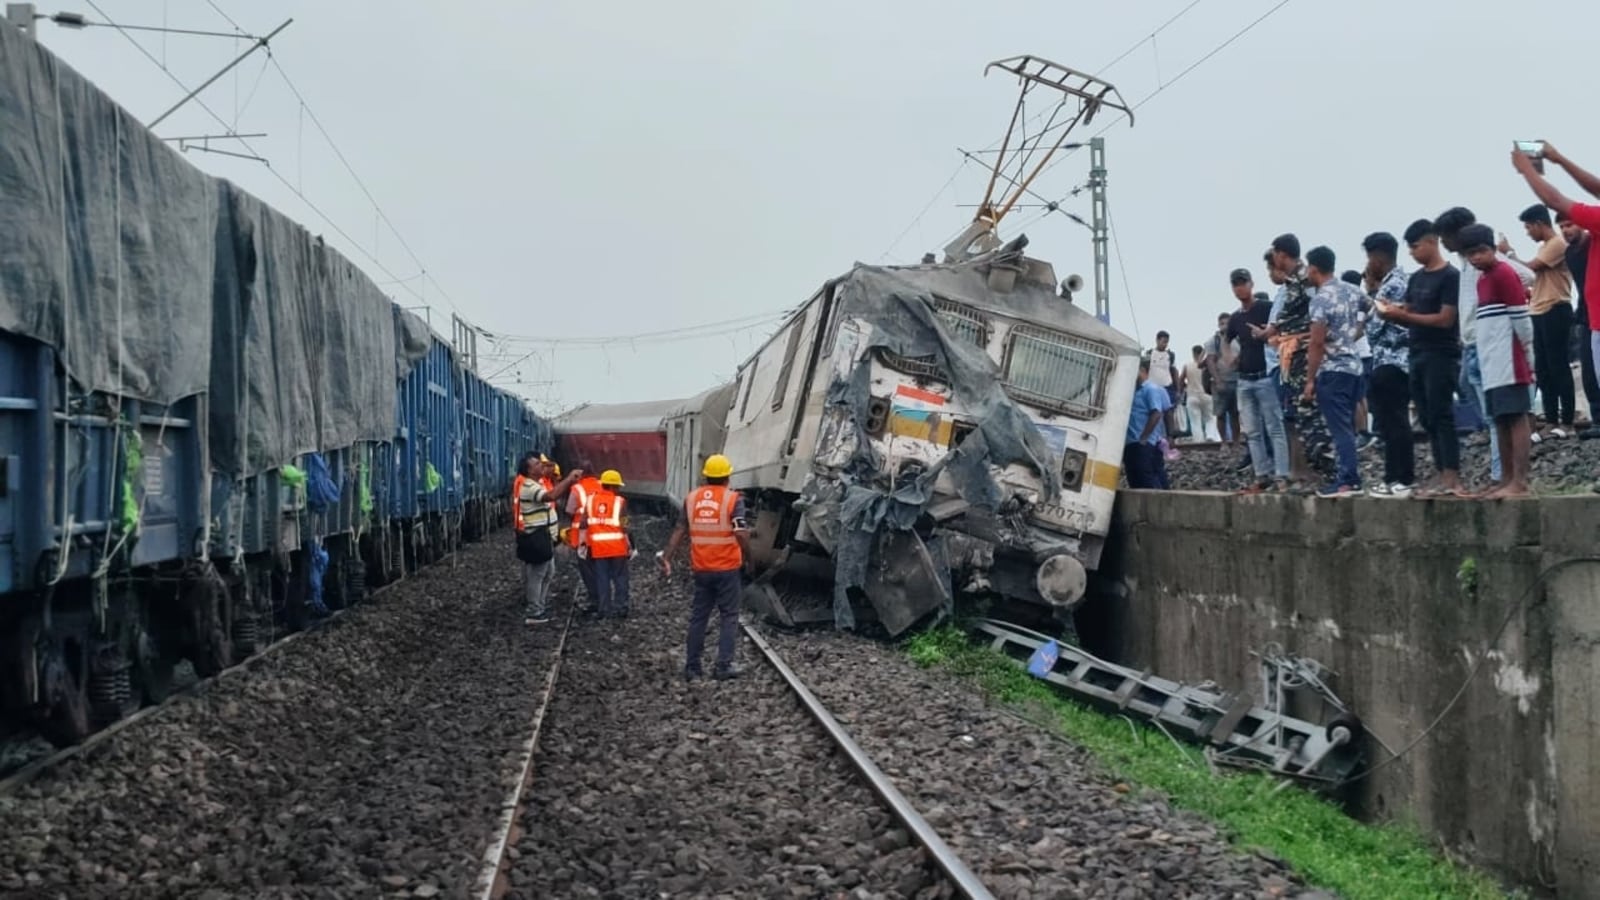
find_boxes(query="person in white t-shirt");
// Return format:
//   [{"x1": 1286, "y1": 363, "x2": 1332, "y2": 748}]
[
  {"x1": 1147, "y1": 331, "x2": 1180, "y2": 436},
  {"x1": 1180, "y1": 345, "x2": 1221, "y2": 441}
]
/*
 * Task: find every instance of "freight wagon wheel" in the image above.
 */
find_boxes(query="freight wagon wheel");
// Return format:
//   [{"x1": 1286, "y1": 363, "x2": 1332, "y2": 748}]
[
  {"x1": 187, "y1": 572, "x2": 234, "y2": 678},
  {"x1": 36, "y1": 643, "x2": 91, "y2": 748},
  {"x1": 135, "y1": 628, "x2": 175, "y2": 704}
]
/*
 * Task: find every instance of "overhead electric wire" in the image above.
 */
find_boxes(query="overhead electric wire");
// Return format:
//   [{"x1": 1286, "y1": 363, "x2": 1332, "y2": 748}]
[
  {"x1": 203, "y1": 0, "x2": 246, "y2": 33},
  {"x1": 478, "y1": 310, "x2": 788, "y2": 383},
  {"x1": 878, "y1": 158, "x2": 970, "y2": 261},
  {"x1": 1107, "y1": 205, "x2": 1142, "y2": 338},
  {"x1": 893, "y1": 4, "x2": 1212, "y2": 263},
  {"x1": 81, "y1": 0, "x2": 456, "y2": 322},
  {"x1": 230, "y1": 51, "x2": 271, "y2": 130},
  {"x1": 486, "y1": 309, "x2": 789, "y2": 346},
  {"x1": 925, "y1": 0, "x2": 1290, "y2": 254},
  {"x1": 207, "y1": 0, "x2": 467, "y2": 315},
  {"x1": 1030, "y1": 0, "x2": 1299, "y2": 205},
  {"x1": 263, "y1": 53, "x2": 464, "y2": 315}
]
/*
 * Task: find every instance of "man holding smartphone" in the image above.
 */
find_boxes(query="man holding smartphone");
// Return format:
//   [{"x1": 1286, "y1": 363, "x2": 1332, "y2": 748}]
[{"x1": 1511, "y1": 142, "x2": 1600, "y2": 458}]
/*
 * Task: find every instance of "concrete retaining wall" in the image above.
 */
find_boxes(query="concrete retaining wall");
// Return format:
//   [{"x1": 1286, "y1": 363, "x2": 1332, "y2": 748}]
[{"x1": 1085, "y1": 491, "x2": 1600, "y2": 897}]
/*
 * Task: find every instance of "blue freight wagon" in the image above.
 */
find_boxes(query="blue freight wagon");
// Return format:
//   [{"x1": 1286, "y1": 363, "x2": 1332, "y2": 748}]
[{"x1": 0, "y1": 24, "x2": 549, "y2": 745}]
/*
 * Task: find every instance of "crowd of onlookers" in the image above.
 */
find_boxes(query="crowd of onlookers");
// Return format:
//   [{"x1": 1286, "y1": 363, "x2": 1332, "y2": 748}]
[{"x1": 1123, "y1": 142, "x2": 1600, "y2": 498}]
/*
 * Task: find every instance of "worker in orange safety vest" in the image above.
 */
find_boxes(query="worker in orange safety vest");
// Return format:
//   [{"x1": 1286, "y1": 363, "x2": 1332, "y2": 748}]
[
  {"x1": 584, "y1": 469, "x2": 633, "y2": 619},
  {"x1": 658, "y1": 453, "x2": 750, "y2": 681},
  {"x1": 564, "y1": 462, "x2": 603, "y2": 611}
]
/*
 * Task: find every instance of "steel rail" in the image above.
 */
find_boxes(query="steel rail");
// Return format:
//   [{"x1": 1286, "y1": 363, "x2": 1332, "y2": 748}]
[
  {"x1": 0, "y1": 545, "x2": 468, "y2": 795},
  {"x1": 476, "y1": 604, "x2": 576, "y2": 900},
  {"x1": 742, "y1": 624, "x2": 995, "y2": 900}
]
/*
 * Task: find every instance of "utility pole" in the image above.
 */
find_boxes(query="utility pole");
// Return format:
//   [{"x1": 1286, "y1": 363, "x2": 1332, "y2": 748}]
[{"x1": 1089, "y1": 136, "x2": 1111, "y2": 326}]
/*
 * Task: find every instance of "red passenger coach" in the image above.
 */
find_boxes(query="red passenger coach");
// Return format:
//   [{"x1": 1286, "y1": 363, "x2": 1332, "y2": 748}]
[{"x1": 550, "y1": 398, "x2": 683, "y2": 501}]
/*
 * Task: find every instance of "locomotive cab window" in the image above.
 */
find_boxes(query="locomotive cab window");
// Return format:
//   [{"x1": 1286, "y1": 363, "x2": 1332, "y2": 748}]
[
  {"x1": 877, "y1": 298, "x2": 991, "y2": 381},
  {"x1": 770, "y1": 317, "x2": 808, "y2": 412},
  {"x1": 737, "y1": 358, "x2": 759, "y2": 421},
  {"x1": 1001, "y1": 326, "x2": 1114, "y2": 420}
]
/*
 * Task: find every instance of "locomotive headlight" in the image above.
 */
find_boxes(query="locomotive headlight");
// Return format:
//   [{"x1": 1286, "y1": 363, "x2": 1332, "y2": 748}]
[{"x1": 1060, "y1": 448, "x2": 1087, "y2": 492}]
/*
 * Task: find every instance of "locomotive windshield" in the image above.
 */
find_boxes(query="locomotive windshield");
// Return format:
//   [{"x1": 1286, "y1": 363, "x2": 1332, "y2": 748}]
[
  {"x1": 1002, "y1": 325, "x2": 1114, "y2": 420},
  {"x1": 876, "y1": 299, "x2": 992, "y2": 380}
]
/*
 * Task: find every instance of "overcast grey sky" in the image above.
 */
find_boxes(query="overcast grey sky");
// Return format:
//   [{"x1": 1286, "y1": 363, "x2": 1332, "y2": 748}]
[{"x1": 34, "y1": 0, "x2": 1600, "y2": 412}]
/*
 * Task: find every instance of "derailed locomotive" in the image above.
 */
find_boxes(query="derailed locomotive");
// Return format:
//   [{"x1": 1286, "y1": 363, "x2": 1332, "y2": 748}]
[
  {"x1": 0, "y1": 27, "x2": 549, "y2": 746},
  {"x1": 557, "y1": 240, "x2": 1139, "y2": 636}
]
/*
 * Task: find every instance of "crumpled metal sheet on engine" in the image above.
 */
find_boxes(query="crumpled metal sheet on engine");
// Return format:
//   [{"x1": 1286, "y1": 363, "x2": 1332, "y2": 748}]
[{"x1": 802, "y1": 253, "x2": 1097, "y2": 630}]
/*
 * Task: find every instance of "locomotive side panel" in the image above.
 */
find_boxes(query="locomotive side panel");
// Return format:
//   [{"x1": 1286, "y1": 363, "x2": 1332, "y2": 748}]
[{"x1": 722, "y1": 290, "x2": 830, "y2": 492}]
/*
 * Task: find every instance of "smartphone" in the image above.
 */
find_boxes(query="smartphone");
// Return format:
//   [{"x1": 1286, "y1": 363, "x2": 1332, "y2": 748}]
[{"x1": 1516, "y1": 140, "x2": 1546, "y2": 158}]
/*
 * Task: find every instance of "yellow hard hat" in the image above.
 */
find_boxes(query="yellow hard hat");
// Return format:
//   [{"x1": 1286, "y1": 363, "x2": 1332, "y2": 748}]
[
  {"x1": 702, "y1": 454, "x2": 733, "y2": 478},
  {"x1": 551, "y1": 463, "x2": 562, "y2": 477},
  {"x1": 600, "y1": 469, "x2": 624, "y2": 487}
]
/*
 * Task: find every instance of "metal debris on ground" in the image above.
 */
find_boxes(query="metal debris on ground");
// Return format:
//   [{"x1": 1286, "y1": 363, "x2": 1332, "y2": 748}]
[{"x1": 972, "y1": 619, "x2": 1367, "y2": 788}]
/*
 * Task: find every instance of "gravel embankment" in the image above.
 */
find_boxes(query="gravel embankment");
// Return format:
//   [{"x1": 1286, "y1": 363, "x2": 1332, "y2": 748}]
[
  {"x1": 507, "y1": 547, "x2": 948, "y2": 899},
  {"x1": 0, "y1": 536, "x2": 559, "y2": 899},
  {"x1": 767, "y1": 631, "x2": 1324, "y2": 900},
  {"x1": 1167, "y1": 429, "x2": 1600, "y2": 493}
]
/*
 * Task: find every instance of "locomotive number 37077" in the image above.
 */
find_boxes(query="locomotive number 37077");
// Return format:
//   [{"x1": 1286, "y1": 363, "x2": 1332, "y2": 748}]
[{"x1": 1031, "y1": 502, "x2": 1094, "y2": 531}]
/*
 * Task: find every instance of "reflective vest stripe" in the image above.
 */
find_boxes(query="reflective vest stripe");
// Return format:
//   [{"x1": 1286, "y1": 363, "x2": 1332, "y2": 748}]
[
  {"x1": 514, "y1": 475, "x2": 555, "y2": 530},
  {"x1": 566, "y1": 480, "x2": 595, "y2": 548},
  {"x1": 584, "y1": 490, "x2": 628, "y2": 559},
  {"x1": 540, "y1": 477, "x2": 558, "y2": 536}
]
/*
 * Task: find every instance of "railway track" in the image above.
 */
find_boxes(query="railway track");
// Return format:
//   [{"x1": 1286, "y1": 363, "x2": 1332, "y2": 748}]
[
  {"x1": 502, "y1": 558, "x2": 989, "y2": 898},
  {"x1": 743, "y1": 623, "x2": 992, "y2": 899},
  {"x1": 477, "y1": 604, "x2": 576, "y2": 900},
  {"x1": 478, "y1": 613, "x2": 987, "y2": 898}
]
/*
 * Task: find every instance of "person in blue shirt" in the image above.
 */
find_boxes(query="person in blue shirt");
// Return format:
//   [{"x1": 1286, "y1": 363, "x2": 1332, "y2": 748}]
[{"x1": 1125, "y1": 358, "x2": 1172, "y2": 489}]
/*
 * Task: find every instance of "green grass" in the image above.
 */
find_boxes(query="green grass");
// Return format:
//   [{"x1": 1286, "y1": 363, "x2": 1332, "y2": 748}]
[{"x1": 904, "y1": 625, "x2": 1512, "y2": 900}]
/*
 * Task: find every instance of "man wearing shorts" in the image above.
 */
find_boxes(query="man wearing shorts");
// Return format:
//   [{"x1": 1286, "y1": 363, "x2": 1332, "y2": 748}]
[{"x1": 1461, "y1": 224, "x2": 1535, "y2": 498}]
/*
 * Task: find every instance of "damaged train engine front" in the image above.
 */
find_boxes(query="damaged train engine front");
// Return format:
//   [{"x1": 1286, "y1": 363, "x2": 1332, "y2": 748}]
[{"x1": 722, "y1": 240, "x2": 1140, "y2": 636}]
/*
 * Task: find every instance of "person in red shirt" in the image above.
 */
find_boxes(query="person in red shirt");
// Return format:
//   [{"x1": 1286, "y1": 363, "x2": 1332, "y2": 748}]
[
  {"x1": 1461, "y1": 224, "x2": 1535, "y2": 498},
  {"x1": 1511, "y1": 143, "x2": 1600, "y2": 417}
]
